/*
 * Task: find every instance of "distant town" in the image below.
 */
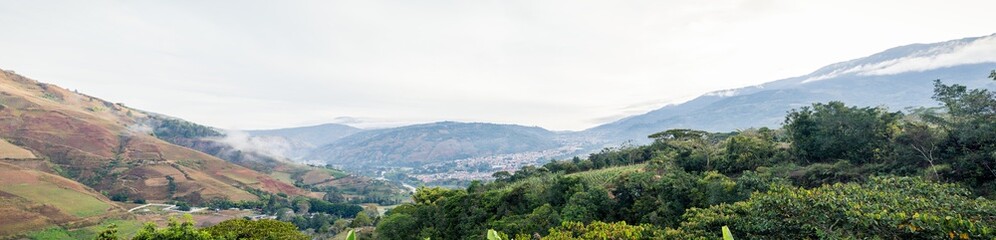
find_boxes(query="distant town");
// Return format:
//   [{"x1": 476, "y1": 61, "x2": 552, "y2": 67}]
[{"x1": 412, "y1": 144, "x2": 584, "y2": 183}]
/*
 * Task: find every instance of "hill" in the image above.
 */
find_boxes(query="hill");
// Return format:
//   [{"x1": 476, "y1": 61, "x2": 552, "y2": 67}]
[
  {"x1": 144, "y1": 117, "x2": 409, "y2": 203},
  {"x1": 0, "y1": 161, "x2": 128, "y2": 236},
  {"x1": 0, "y1": 69, "x2": 307, "y2": 205},
  {"x1": 306, "y1": 122, "x2": 564, "y2": 171},
  {"x1": 587, "y1": 33, "x2": 996, "y2": 144}
]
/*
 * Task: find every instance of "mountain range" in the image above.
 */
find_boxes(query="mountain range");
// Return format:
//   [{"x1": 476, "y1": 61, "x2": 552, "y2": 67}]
[
  {"x1": 588, "y1": 34, "x2": 996, "y2": 144},
  {"x1": 1, "y1": 33, "x2": 994, "y2": 236},
  {"x1": 307, "y1": 121, "x2": 561, "y2": 169},
  {"x1": 249, "y1": 33, "x2": 996, "y2": 173}
]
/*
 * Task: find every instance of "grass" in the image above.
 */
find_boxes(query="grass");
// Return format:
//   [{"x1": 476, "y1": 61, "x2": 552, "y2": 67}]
[
  {"x1": 299, "y1": 167, "x2": 350, "y2": 185},
  {"x1": 220, "y1": 171, "x2": 260, "y2": 185},
  {"x1": 84, "y1": 219, "x2": 145, "y2": 239},
  {"x1": 25, "y1": 219, "x2": 144, "y2": 240},
  {"x1": 323, "y1": 168, "x2": 349, "y2": 179},
  {"x1": 25, "y1": 227, "x2": 73, "y2": 239},
  {"x1": 270, "y1": 171, "x2": 294, "y2": 185},
  {"x1": 0, "y1": 183, "x2": 111, "y2": 218}
]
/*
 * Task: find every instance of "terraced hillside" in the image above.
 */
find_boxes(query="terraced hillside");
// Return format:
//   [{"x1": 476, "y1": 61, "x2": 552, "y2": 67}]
[
  {"x1": 0, "y1": 161, "x2": 127, "y2": 236},
  {"x1": 0, "y1": 69, "x2": 308, "y2": 205}
]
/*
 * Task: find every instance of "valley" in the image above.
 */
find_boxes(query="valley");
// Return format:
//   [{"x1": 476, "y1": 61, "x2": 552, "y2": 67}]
[
  {"x1": 244, "y1": 34, "x2": 996, "y2": 190},
  {"x1": 0, "y1": 14, "x2": 993, "y2": 238}
]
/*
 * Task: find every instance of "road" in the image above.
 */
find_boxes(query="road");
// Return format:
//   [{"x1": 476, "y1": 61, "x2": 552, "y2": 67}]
[{"x1": 127, "y1": 203, "x2": 208, "y2": 213}]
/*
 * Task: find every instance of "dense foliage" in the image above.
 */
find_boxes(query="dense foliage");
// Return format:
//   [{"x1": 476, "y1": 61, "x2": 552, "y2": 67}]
[
  {"x1": 150, "y1": 117, "x2": 222, "y2": 139},
  {"x1": 203, "y1": 219, "x2": 309, "y2": 240},
  {"x1": 204, "y1": 188, "x2": 364, "y2": 234},
  {"x1": 97, "y1": 215, "x2": 310, "y2": 240},
  {"x1": 375, "y1": 72, "x2": 996, "y2": 239},
  {"x1": 674, "y1": 177, "x2": 994, "y2": 239}
]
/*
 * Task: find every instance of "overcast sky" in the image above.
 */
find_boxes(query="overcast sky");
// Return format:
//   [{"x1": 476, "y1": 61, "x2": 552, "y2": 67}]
[{"x1": 0, "y1": 1, "x2": 993, "y2": 131}]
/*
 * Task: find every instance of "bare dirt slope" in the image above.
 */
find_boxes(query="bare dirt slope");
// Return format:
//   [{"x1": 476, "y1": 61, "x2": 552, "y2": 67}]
[{"x1": 0, "y1": 138, "x2": 36, "y2": 159}]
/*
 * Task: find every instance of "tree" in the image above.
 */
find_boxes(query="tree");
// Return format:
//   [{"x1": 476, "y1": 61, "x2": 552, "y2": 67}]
[
  {"x1": 203, "y1": 219, "x2": 309, "y2": 240},
  {"x1": 165, "y1": 175, "x2": 177, "y2": 197},
  {"x1": 332, "y1": 219, "x2": 351, "y2": 234},
  {"x1": 376, "y1": 213, "x2": 419, "y2": 240},
  {"x1": 412, "y1": 187, "x2": 462, "y2": 205},
  {"x1": 295, "y1": 199, "x2": 310, "y2": 214},
  {"x1": 545, "y1": 221, "x2": 664, "y2": 240},
  {"x1": 650, "y1": 129, "x2": 721, "y2": 172},
  {"x1": 492, "y1": 171, "x2": 513, "y2": 182},
  {"x1": 276, "y1": 207, "x2": 295, "y2": 221},
  {"x1": 94, "y1": 224, "x2": 119, "y2": 240},
  {"x1": 613, "y1": 162, "x2": 698, "y2": 227},
  {"x1": 308, "y1": 198, "x2": 363, "y2": 217},
  {"x1": 897, "y1": 119, "x2": 947, "y2": 179},
  {"x1": 932, "y1": 77, "x2": 996, "y2": 195},
  {"x1": 649, "y1": 129, "x2": 709, "y2": 141},
  {"x1": 110, "y1": 192, "x2": 128, "y2": 202},
  {"x1": 350, "y1": 211, "x2": 373, "y2": 227},
  {"x1": 132, "y1": 215, "x2": 215, "y2": 240},
  {"x1": 784, "y1": 101, "x2": 902, "y2": 164},
  {"x1": 561, "y1": 186, "x2": 614, "y2": 224},
  {"x1": 175, "y1": 201, "x2": 191, "y2": 211},
  {"x1": 690, "y1": 171, "x2": 738, "y2": 206},
  {"x1": 717, "y1": 128, "x2": 778, "y2": 174},
  {"x1": 560, "y1": 191, "x2": 594, "y2": 223},
  {"x1": 324, "y1": 192, "x2": 346, "y2": 203},
  {"x1": 526, "y1": 204, "x2": 561, "y2": 236}
]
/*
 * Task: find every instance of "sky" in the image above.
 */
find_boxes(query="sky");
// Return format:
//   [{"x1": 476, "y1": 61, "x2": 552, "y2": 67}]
[{"x1": 0, "y1": 1, "x2": 993, "y2": 131}]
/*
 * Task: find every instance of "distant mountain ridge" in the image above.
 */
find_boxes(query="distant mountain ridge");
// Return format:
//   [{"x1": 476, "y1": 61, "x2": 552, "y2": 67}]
[
  {"x1": 281, "y1": 34, "x2": 996, "y2": 172},
  {"x1": 246, "y1": 123, "x2": 364, "y2": 160},
  {"x1": 585, "y1": 33, "x2": 996, "y2": 144},
  {"x1": 249, "y1": 123, "x2": 362, "y2": 147},
  {"x1": 306, "y1": 121, "x2": 562, "y2": 170}
]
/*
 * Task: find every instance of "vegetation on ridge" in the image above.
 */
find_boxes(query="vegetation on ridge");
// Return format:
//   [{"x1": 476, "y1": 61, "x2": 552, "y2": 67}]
[{"x1": 373, "y1": 71, "x2": 996, "y2": 239}]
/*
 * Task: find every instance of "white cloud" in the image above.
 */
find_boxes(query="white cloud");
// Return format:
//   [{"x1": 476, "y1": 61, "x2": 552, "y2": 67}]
[
  {"x1": 862, "y1": 35, "x2": 996, "y2": 75},
  {"x1": 212, "y1": 130, "x2": 294, "y2": 159},
  {"x1": 801, "y1": 34, "x2": 996, "y2": 83}
]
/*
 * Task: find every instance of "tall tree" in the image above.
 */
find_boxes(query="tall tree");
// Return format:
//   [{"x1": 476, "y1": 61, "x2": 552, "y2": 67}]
[
  {"x1": 784, "y1": 101, "x2": 902, "y2": 164},
  {"x1": 931, "y1": 74, "x2": 996, "y2": 194}
]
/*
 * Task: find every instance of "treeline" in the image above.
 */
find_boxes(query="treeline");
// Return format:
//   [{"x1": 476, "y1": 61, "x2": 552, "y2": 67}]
[
  {"x1": 298, "y1": 179, "x2": 408, "y2": 206},
  {"x1": 374, "y1": 72, "x2": 996, "y2": 239},
  {"x1": 203, "y1": 188, "x2": 365, "y2": 234},
  {"x1": 149, "y1": 117, "x2": 222, "y2": 139},
  {"x1": 94, "y1": 215, "x2": 309, "y2": 240}
]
